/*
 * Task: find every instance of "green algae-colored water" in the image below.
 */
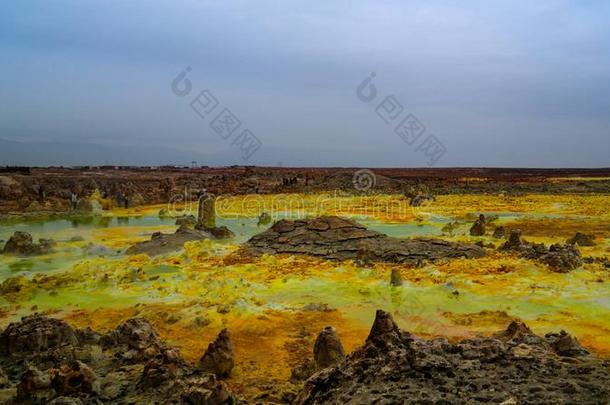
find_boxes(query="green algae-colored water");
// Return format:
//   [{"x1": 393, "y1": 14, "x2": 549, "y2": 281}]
[
  {"x1": 0, "y1": 213, "x2": 447, "y2": 279},
  {"x1": 1, "y1": 209, "x2": 610, "y2": 356}
]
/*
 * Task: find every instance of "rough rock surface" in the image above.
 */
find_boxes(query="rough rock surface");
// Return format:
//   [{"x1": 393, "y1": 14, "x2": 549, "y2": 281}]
[
  {"x1": 0, "y1": 315, "x2": 238, "y2": 404},
  {"x1": 195, "y1": 224, "x2": 235, "y2": 240},
  {"x1": 567, "y1": 232, "x2": 596, "y2": 246},
  {"x1": 500, "y1": 230, "x2": 583, "y2": 272},
  {"x1": 199, "y1": 329, "x2": 235, "y2": 379},
  {"x1": 492, "y1": 226, "x2": 506, "y2": 238},
  {"x1": 102, "y1": 317, "x2": 160, "y2": 351},
  {"x1": 0, "y1": 315, "x2": 79, "y2": 357},
  {"x1": 313, "y1": 327, "x2": 345, "y2": 369},
  {"x1": 390, "y1": 268, "x2": 403, "y2": 286},
  {"x1": 126, "y1": 226, "x2": 212, "y2": 256},
  {"x1": 175, "y1": 215, "x2": 197, "y2": 228},
  {"x1": 409, "y1": 194, "x2": 435, "y2": 207},
  {"x1": 2, "y1": 232, "x2": 55, "y2": 256},
  {"x1": 243, "y1": 216, "x2": 485, "y2": 264},
  {"x1": 469, "y1": 214, "x2": 486, "y2": 236},
  {"x1": 296, "y1": 310, "x2": 610, "y2": 405}
]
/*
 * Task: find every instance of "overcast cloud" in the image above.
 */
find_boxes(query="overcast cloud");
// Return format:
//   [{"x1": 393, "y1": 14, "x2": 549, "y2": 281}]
[{"x1": 1, "y1": 0, "x2": 609, "y2": 167}]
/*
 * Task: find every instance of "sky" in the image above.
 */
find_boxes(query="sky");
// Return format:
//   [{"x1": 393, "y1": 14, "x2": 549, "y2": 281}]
[{"x1": 1, "y1": 0, "x2": 609, "y2": 167}]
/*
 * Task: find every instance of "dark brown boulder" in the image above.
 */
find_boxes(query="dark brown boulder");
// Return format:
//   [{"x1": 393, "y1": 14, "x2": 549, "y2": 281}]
[
  {"x1": 546, "y1": 330, "x2": 589, "y2": 356},
  {"x1": 290, "y1": 359, "x2": 316, "y2": 383},
  {"x1": 313, "y1": 327, "x2": 345, "y2": 368},
  {"x1": 16, "y1": 366, "x2": 52, "y2": 400},
  {"x1": 493, "y1": 226, "x2": 506, "y2": 238},
  {"x1": 409, "y1": 194, "x2": 435, "y2": 207},
  {"x1": 501, "y1": 229, "x2": 525, "y2": 251},
  {"x1": 103, "y1": 317, "x2": 160, "y2": 351},
  {"x1": 0, "y1": 315, "x2": 79, "y2": 356},
  {"x1": 51, "y1": 360, "x2": 98, "y2": 395},
  {"x1": 469, "y1": 214, "x2": 486, "y2": 236},
  {"x1": 538, "y1": 244, "x2": 582, "y2": 273},
  {"x1": 126, "y1": 227, "x2": 211, "y2": 256},
  {"x1": 390, "y1": 268, "x2": 403, "y2": 286},
  {"x1": 2, "y1": 231, "x2": 55, "y2": 256},
  {"x1": 196, "y1": 225, "x2": 234, "y2": 240},
  {"x1": 181, "y1": 374, "x2": 233, "y2": 405},
  {"x1": 199, "y1": 329, "x2": 234, "y2": 379},
  {"x1": 139, "y1": 348, "x2": 185, "y2": 388},
  {"x1": 493, "y1": 320, "x2": 542, "y2": 345},
  {"x1": 567, "y1": 232, "x2": 596, "y2": 247}
]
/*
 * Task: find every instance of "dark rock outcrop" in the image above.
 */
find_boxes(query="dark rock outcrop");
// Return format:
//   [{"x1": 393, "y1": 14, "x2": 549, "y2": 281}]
[
  {"x1": 469, "y1": 214, "x2": 486, "y2": 236},
  {"x1": 2, "y1": 231, "x2": 55, "y2": 256},
  {"x1": 313, "y1": 327, "x2": 345, "y2": 369},
  {"x1": 243, "y1": 216, "x2": 485, "y2": 264},
  {"x1": 195, "y1": 225, "x2": 234, "y2": 240},
  {"x1": 540, "y1": 244, "x2": 583, "y2": 273},
  {"x1": 199, "y1": 329, "x2": 234, "y2": 379},
  {"x1": 492, "y1": 226, "x2": 506, "y2": 238},
  {"x1": 0, "y1": 315, "x2": 238, "y2": 404},
  {"x1": 0, "y1": 315, "x2": 79, "y2": 357},
  {"x1": 126, "y1": 226, "x2": 212, "y2": 256},
  {"x1": 296, "y1": 310, "x2": 610, "y2": 405},
  {"x1": 390, "y1": 268, "x2": 403, "y2": 286},
  {"x1": 180, "y1": 374, "x2": 234, "y2": 405},
  {"x1": 17, "y1": 365, "x2": 52, "y2": 400},
  {"x1": 51, "y1": 361, "x2": 97, "y2": 396},
  {"x1": 175, "y1": 215, "x2": 197, "y2": 228},
  {"x1": 257, "y1": 212, "x2": 272, "y2": 226},
  {"x1": 139, "y1": 348, "x2": 185, "y2": 388},
  {"x1": 409, "y1": 194, "x2": 435, "y2": 207},
  {"x1": 500, "y1": 230, "x2": 583, "y2": 272},
  {"x1": 102, "y1": 317, "x2": 160, "y2": 351},
  {"x1": 567, "y1": 232, "x2": 596, "y2": 247}
]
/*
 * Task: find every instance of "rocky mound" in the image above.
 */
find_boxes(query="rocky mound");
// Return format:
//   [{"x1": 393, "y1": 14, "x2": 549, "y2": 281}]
[
  {"x1": 500, "y1": 230, "x2": 583, "y2": 272},
  {"x1": 126, "y1": 224, "x2": 231, "y2": 256},
  {"x1": 296, "y1": 310, "x2": 610, "y2": 405},
  {"x1": 0, "y1": 315, "x2": 238, "y2": 404},
  {"x1": 2, "y1": 232, "x2": 56, "y2": 256},
  {"x1": 567, "y1": 232, "x2": 596, "y2": 247},
  {"x1": 243, "y1": 216, "x2": 485, "y2": 264}
]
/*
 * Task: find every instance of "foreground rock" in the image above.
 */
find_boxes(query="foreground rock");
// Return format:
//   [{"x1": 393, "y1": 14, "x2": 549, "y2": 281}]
[
  {"x1": 126, "y1": 225, "x2": 231, "y2": 256},
  {"x1": 313, "y1": 327, "x2": 345, "y2": 369},
  {"x1": 243, "y1": 216, "x2": 485, "y2": 264},
  {"x1": 500, "y1": 230, "x2": 583, "y2": 272},
  {"x1": 296, "y1": 310, "x2": 610, "y2": 404},
  {"x1": 199, "y1": 329, "x2": 235, "y2": 379},
  {"x1": 0, "y1": 315, "x2": 238, "y2": 404},
  {"x1": 2, "y1": 232, "x2": 55, "y2": 256}
]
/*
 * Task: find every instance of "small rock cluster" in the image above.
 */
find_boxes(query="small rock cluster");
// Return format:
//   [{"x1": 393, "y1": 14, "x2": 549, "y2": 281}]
[
  {"x1": 500, "y1": 230, "x2": 583, "y2": 272},
  {"x1": 0, "y1": 315, "x2": 237, "y2": 404}
]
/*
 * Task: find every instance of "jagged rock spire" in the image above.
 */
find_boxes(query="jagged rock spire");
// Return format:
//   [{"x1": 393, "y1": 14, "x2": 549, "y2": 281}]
[{"x1": 199, "y1": 329, "x2": 234, "y2": 379}]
